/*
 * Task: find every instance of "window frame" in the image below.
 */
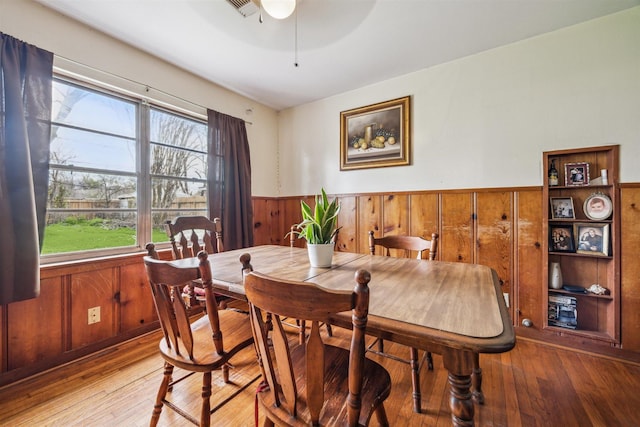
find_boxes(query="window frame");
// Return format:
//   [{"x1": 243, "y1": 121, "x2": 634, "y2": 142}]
[{"x1": 42, "y1": 74, "x2": 208, "y2": 264}]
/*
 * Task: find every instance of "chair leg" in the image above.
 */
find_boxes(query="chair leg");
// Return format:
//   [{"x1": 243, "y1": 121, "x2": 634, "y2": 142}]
[
  {"x1": 222, "y1": 363, "x2": 230, "y2": 383},
  {"x1": 325, "y1": 322, "x2": 333, "y2": 337},
  {"x1": 375, "y1": 403, "x2": 390, "y2": 427},
  {"x1": 426, "y1": 351, "x2": 434, "y2": 370},
  {"x1": 201, "y1": 371, "x2": 212, "y2": 427},
  {"x1": 377, "y1": 338, "x2": 384, "y2": 352},
  {"x1": 299, "y1": 320, "x2": 306, "y2": 345},
  {"x1": 151, "y1": 362, "x2": 174, "y2": 426},
  {"x1": 471, "y1": 352, "x2": 484, "y2": 404},
  {"x1": 409, "y1": 347, "x2": 422, "y2": 413}
]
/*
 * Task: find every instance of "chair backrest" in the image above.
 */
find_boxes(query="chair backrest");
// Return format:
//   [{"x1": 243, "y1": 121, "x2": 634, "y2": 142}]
[
  {"x1": 165, "y1": 216, "x2": 224, "y2": 259},
  {"x1": 143, "y1": 251, "x2": 225, "y2": 357},
  {"x1": 368, "y1": 231, "x2": 439, "y2": 260},
  {"x1": 244, "y1": 269, "x2": 371, "y2": 426}
]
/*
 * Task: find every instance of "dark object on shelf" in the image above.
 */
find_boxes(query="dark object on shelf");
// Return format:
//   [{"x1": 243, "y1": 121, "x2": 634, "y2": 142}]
[
  {"x1": 548, "y1": 294, "x2": 577, "y2": 329},
  {"x1": 548, "y1": 160, "x2": 559, "y2": 186},
  {"x1": 562, "y1": 285, "x2": 587, "y2": 294}
]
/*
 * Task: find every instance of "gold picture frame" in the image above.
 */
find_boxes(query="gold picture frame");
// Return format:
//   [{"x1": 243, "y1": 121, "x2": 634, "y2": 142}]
[{"x1": 340, "y1": 96, "x2": 410, "y2": 170}]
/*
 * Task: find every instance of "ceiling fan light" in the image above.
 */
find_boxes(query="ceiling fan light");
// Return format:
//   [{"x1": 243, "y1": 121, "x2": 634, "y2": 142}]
[{"x1": 261, "y1": 0, "x2": 295, "y2": 19}]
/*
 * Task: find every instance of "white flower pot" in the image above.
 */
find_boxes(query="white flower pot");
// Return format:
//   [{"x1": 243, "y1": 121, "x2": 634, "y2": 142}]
[{"x1": 307, "y1": 243, "x2": 335, "y2": 268}]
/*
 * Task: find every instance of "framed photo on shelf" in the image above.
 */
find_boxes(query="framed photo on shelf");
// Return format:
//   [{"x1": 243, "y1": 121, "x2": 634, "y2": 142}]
[
  {"x1": 549, "y1": 224, "x2": 575, "y2": 253},
  {"x1": 574, "y1": 223, "x2": 609, "y2": 256},
  {"x1": 550, "y1": 197, "x2": 575, "y2": 219},
  {"x1": 583, "y1": 193, "x2": 613, "y2": 220},
  {"x1": 564, "y1": 162, "x2": 590, "y2": 186},
  {"x1": 340, "y1": 96, "x2": 410, "y2": 171}
]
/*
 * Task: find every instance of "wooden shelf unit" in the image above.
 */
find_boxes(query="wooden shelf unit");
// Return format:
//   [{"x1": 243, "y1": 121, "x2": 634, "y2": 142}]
[{"x1": 542, "y1": 145, "x2": 620, "y2": 345}]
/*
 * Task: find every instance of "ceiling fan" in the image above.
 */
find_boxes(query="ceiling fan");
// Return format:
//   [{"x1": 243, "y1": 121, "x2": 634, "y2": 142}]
[{"x1": 227, "y1": 0, "x2": 296, "y2": 20}]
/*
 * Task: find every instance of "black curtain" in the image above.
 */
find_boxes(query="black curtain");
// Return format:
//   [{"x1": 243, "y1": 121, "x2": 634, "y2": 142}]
[
  {"x1": 207, "y1": 109, "x2": 253, "y2": 250},
  {"x1": 0, "y1": 33, "x2": 53, "y2": 304}
]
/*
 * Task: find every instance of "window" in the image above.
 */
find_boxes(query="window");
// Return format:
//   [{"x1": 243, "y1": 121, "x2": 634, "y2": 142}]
[
  {"x1": 149, "y1": 108, "x2": 208, "y2": 240},
  {"x1": 43, "y1": 78, "x2": 207, "y2": 261}
]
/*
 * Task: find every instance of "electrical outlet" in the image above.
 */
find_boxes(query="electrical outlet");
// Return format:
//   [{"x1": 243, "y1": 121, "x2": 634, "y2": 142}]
[
  {"x1": 503, "y1": 293, "x2": 510, "y2": 308},
  {"x1": 88, "y1": 306, "x2": 100, "y2": 324}
]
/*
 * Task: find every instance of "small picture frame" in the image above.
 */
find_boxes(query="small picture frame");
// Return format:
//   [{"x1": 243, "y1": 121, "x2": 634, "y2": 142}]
[
  {"x1": 565, "y1": 162, "x2": 590, "y2": 186},
  {"x1": 583, "y1": 193, "x2": 613, "y2": 220},
  {"x1": 549, "y1": 224, "x2": 575, "y2": 253},
  {"x1": 550, "y1": 197, "x2": 575, "y2": 220},
  {"x1": 574, "y1": 223, "x2": 609, "y2": 256}
]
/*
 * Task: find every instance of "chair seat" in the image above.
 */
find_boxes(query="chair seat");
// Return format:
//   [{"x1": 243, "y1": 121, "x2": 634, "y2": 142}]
[
  {"x1": 257, "y1": 344, "x2": 391, "y2": 427},
  {"x1": 159, "y1": 309, "x2": 253, "y2": 372}
]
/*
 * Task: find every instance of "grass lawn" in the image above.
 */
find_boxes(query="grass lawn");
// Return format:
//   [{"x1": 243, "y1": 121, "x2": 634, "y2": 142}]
[{"x1": 42, "y1": 221, "x2": 167, "y2": 254}]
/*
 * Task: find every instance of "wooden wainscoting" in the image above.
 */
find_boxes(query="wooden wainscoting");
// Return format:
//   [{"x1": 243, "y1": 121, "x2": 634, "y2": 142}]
[
  {"x1": 1, "y1": 185, "x2": 639, "y2": 388},
  {"x1": 0, "y1": 251, "x2": 158, "y2": 386}
]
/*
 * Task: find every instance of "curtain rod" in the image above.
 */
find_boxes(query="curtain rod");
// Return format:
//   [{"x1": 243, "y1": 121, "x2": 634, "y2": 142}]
[{"x1": 53, "y1": 54, "x2": 253, "y2": 125}]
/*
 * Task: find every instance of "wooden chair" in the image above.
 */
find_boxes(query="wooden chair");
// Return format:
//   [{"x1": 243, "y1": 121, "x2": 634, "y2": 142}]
[
  {"x1": 288, "y1": 224, "x2": 333, "y2": 344},
  {"x1": 165, "y1": 216, "x2": 225, "y2": 308},
  {"x1": 368, "y1": 230, "x2": 439, "y2": 413},
  {"x1": 244, "y1": 267, "x2": 391, "y2": 427},
  {"x1": 143, "y1": 249, "x2": 254, "y2": 427}
]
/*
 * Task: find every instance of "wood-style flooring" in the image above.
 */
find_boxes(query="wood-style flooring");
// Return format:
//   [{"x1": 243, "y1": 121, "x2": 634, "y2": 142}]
[{"x1": 1, "y1": 310, "x2": 639, "y2": 427}]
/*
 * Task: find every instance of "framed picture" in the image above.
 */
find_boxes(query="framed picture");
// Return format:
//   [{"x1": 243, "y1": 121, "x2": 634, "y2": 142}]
[
  {"x1": 549, "y1": 224, "x2": 575, "y2": 253},
  {"x1": 583, "y1": 193, "x2": 613, "y2": 220},
  {"x1": 574, "y1": 223, "x2": 609, "y2": 256},
  {"x1": 564, "y1": 162, "x2": 590, "y2": 186},
  {"x1": 340, "y1": 96, "x2": 410, "y2": 170},
  {"x1": 550, "y1": 197, "x2": 575, "y2": 219}
]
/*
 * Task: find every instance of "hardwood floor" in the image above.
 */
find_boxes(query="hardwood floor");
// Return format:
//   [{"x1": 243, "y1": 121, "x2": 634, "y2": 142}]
[{"x1": 1, "y1": 315, "x2": 639, "y2": 427}]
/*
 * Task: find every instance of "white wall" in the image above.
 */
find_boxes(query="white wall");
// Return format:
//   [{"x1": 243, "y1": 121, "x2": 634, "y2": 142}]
[
  {"x1": 3, "y1": 2, "x2": 639, "y2": 199},
  {"x1": 277, "y1": 7, "x2": 640, "y2": 197},
  {"x1": 1, "y1": 0, "x2": 280, "y2": 197}
]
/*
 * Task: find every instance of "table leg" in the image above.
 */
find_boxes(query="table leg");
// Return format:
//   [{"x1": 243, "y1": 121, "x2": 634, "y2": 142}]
[
  {"x1": 448, "y1": 373, "x2": 474, "y2": 426},
  {"x1": 409, "y1": 347, "x2": 421, "y2": 413},
  {"x1": 442, "y1": 348, "x2": 475, "y2": 427},
  {"x1": 471, "y1": 352, "x2": 484, "y2": 404}
]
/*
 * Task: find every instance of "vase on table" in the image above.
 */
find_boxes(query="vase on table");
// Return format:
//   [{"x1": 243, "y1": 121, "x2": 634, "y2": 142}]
[
  {"x1": 307, "y1": 243, "x2": 334, "y2": 268},
  {"x1": 549, "y1": 262, "x2": 563, "y2": 289}
]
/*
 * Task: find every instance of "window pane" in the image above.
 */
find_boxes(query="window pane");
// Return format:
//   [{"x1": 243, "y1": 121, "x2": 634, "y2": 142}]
[
  {"x1": 151, "y1": 178, "x2": 206, "y2": 209},
  {"x1": 150, "y1": 109, "x2": 206, "y2": 151},
  {"x1": 150, "y1": 144, "x2": 206, "y2": 179},
  {"x1": 51, "y1": 127, "x2": 135, "y2": 173},
  {"x1": 43, "y1": 210, "x2": 137, "y2": 254},
  {"x1": 52, "y1": 80, "x2": 135, "y2": 137}
]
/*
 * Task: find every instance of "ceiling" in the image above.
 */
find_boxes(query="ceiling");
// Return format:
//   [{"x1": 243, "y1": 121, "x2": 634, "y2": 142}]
[{"x1": 38, "y1": 0, "x2": 640, "y2": 111}]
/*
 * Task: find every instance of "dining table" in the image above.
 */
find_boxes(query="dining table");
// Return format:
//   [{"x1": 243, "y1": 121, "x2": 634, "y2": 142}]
[{"x1": 168, "y1": 244, "x2": 515, "y2": 427}]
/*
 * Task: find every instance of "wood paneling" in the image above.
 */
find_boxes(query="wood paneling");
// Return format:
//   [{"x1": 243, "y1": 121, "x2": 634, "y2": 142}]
[
  {"x1": 514, "y1": 189, "x2": 543, "y2": 330},
  {"x1": 252, "y1": 197, "x2": 281, "y2": 246},
  {"x1": 621, "y1": 185, "x2": 640, "y2": 352},
  {"x1": 70, "y1": 268, "x2": 116, "y2": 349},
  {"x1": 119, "y1": 263, "x2": 156, "y2": 333},
  {"x1": 7, "y1": 276, "x2": 64, "y2": 370},
  {"x1": 358, "y1": 194, "x2": 382, "y2": 255},
  {"x1": 336, "y1": 195, "x2": 357, "y2": 253},
  {"x1": 382, "y1": 194, "x2": 410, "y2": 258},
  {"x1": 476, "y1": 191, "x2": 513, "y2": 296},
  {"x1": 409, "y1": 193, "x2": 439, "y2": 254},
  {"x1": 440, "y1": 192, "x2": 474, "y2": 263}
]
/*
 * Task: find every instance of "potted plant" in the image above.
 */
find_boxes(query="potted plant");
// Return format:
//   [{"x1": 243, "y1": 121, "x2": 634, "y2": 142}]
[{"x1": 289, "y1": 188, "x2": 341, "y2": 267}]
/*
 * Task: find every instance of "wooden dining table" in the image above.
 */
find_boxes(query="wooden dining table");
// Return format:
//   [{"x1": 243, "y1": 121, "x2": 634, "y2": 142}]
[{"x1": 170, "y1": 244, "x2": 515, "y2": 427}]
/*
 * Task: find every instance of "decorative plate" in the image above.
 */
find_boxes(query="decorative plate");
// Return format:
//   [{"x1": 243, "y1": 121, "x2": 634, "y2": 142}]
[{"x1": 583, "y1": 193, "x2": 612, "y2": 220}]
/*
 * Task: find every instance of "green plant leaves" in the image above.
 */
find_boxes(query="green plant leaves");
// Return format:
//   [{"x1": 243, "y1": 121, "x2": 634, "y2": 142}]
[{"x1": 290, "y1": 188, "x2": 340, "y2": 244}]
